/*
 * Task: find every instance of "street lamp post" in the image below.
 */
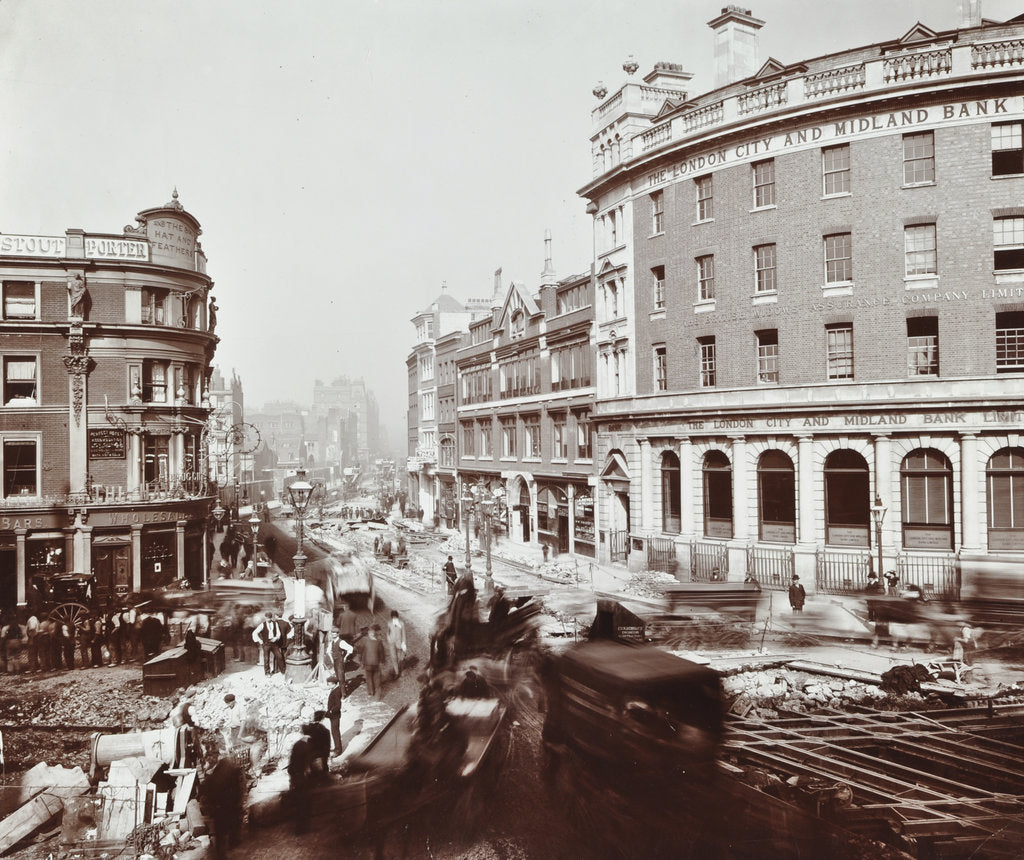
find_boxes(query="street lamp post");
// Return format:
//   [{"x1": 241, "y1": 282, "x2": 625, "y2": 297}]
[
  {"x1": 481, "y1": 494, "x2": 495, "y2": 597},
  {"x1": 462, "y1": 487, "x2": 474, "y2": 572},
  {"x1": 870, "y1": 495, "x2": 887, "y2": 580},
  {"x1": 285, "y1": 470, "x2": 314, "y2": 681},
  {"x1": 248, "y1": 512, "x2": 261, "y2": 578}
]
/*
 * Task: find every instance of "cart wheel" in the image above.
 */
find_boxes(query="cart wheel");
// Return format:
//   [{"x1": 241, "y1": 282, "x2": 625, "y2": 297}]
[{"x1": 49, "y1": 602, "x2": 92, "y2": 634}]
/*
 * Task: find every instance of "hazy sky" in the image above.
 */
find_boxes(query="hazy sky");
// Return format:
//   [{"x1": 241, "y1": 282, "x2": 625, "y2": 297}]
[{"x1": 0, "y1": 0, "x2": 1018, "y2": 449}]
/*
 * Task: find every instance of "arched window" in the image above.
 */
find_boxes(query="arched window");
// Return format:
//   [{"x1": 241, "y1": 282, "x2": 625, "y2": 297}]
[
  {"x1": 757, "y1": 450, "x2": 795, "y2": 543},
  {"x1": 702, "y1": 451, "x2": 732, "y2": 538},
  {"x1": 901, "y1": 449, "x2": 953, "y2": 550},
  {"x1": 987, "y1": 447, "x2": 1024, "y2": 550},
  {"x1": 438, "y1": 437, "x2": 456, "y2": 468},
  {"x1": 824, "y1": 450, "x2": 870, "y2": 547},
  {"x1": 661, "y1": 451, "x2": 681, "y2": 534}
]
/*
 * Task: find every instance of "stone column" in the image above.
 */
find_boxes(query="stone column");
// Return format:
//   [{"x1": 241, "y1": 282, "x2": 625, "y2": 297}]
[
  {"x1": 729, "y1": 436, "x2": 748, "y2": 540},
  {"x1": 796, "y1": 435, "x2": 815, "y2": 544},
  {"x1": 79, "y1": 525, "x2": 93, "y2": 581},
  {"x1": 567, "y1": 483, "x2": 576, "y2": 556},
  {"x1": 15, "y1": 529, "x2": 27, "y2": 605},
  {"x1": 176, "y1": 521, "x2": 187, "y2": 581},
  {"x1": 639, "y1": 438, "x2": 653, "y2": 532},
  {"x1": 64, "y1": 528, "x2": 75, "y2": 570},
  {"x1": 679, "y1": 437, "x2": 694, "y2": 539},
  {"x1": 873, "y1": 434, "x2": 892, "y2": 560},
  {"x1": 131, "y1": 524, "x2": 143, "y2": 592},
  {"x1": 126, "y1": 430, "x2": 143, "y2": 497},
  {"x1": 960, "y1": 433, "x2": 980, "y2": 551}
]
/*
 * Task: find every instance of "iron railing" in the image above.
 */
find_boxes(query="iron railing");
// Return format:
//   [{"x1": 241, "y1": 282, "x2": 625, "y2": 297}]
[
  {"x1": 608, "y1": 529, "x2": 629, "y2": 563},
  {"x1": 815, "y1": 549, "x2": 873, "y2": 595},
  {"x1": 689, "y1": 540, "x2": 728, "y2": 581},
  {"x1": 746, "y1": 544, "x2": 794, "y2": 590},
  {"x1": 895, "y1": 552, "x2": 960, "y2": 600}
]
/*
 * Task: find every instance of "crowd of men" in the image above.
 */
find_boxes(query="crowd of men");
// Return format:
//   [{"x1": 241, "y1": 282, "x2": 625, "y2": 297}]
[{"x1": 0, "y1": 604, "x2": 170, "y2": 674}]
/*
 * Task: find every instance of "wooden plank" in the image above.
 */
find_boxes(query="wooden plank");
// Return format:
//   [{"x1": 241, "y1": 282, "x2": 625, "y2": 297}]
[
  {"x1": 0, "y1": 792, "x2": 66, "y2": 854},
  {"x1": 172, "y1": 770, "x2": 197, "y2": 815}
]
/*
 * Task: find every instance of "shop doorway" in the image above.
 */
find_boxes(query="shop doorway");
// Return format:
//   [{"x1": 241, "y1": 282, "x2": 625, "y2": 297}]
[
  {"x1": 0, "y1": 547, "x2": 15, "y2": 611},
  {"x1": 557, "y1": 510, "x2": 569, "y2": 554},
  {"x1": 93, "y1": 544, "x2": 131, "y2": 605}
]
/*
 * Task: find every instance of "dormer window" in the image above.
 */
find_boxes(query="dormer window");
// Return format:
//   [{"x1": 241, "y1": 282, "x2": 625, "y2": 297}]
[{"x1": 510, "y1": 309, "x2": 525, "y2": 338}]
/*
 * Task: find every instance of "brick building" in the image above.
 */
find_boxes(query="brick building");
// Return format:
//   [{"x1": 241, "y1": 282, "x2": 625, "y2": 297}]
[
  {"x1": 456, "y1": 238, "x2": 597, "y2": 557},
  {"x1": 579, "y1": 5, "x2": 1024, "y2": 592},
  {"x1": 0, "y1": 191, "x2": 219, "y2": 611}
]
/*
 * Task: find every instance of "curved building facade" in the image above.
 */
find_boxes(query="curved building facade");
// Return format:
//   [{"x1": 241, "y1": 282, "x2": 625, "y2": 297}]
[
  {"x1": 581, "y1": 7, "x2": 1024, "y2": 592},
  {"x1": 0, "y1": 192, "x2": 219, "y2": 610}
]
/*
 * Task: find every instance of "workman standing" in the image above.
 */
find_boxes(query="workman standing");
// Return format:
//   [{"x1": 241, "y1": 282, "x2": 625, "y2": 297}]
[{"x1": 329, "y1": 630, "x2": 354, "y2": 695}]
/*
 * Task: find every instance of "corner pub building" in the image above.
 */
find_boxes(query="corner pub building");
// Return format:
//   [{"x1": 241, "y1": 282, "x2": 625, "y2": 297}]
[
  {"x1": 582, "y1": 3, "x2": 1024, "y2": 595},
  {"x1": 0, "y1": 192, "x2": 219, "y2": 613}
]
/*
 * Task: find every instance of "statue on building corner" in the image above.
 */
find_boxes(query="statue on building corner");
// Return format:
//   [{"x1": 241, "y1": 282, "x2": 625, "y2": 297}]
[
  {"x1": 68, "y1": 273, "x2": 88, "y2": 319},
  {"x1": 208, "y1": 296, "x2": 218, "y2": 334}
]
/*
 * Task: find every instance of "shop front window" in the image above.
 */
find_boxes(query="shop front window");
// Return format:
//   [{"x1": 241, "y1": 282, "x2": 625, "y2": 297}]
[
  {"x1": 987, "y1": 447, "x2": 1024, "y2": 550},
  {"x1": 661, "y1": 452, "x2": 681, "y2": 534},
  {"x1": 758, "y1": 450, "x2": 796, "y2": 543}
]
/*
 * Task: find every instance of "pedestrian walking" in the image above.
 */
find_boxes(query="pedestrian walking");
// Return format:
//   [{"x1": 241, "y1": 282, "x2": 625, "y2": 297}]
[
  {"x1": 359, "y1": 624, "x2": 385, "y2": 698},
  {"x1": 78, "y1": 620, "x2": 93, "y2": 669},
  {"x1": 336, "y1": 602, "x2": 358, "y2": 645},
  {"x1": 329, "y1": 630, "x2": 354, "y2": 695},
  {"x1": 1, "y1": 615, "x2": 24, "y2": 674},
  {"x1": 105, "y1": 610, "x2": 122, "y2": 665},
  {"x1": 326, "y1": 675, "x2": 344, "y2": 755},
  {"x1": 386, "y1": 610, "x2": 407, "y2": 680},
  {"x1": 788, "y1": 574, "x2": 806, "y2": 612},
  {"x1": 443, "y1": 555, "x2": 458, "y2": 595}
]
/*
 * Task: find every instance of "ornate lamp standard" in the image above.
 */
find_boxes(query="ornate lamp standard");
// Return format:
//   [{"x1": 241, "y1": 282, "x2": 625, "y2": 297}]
[
  {"x1": 870, "y1": 495, "x2": 887, "y2": 580},
  {"x1": 481, "y1": 493, "x2": 495, "y2": 597},
  {"x1": 285, "y1": 470, "x2": 314, "y2": 680},
  {"x1": 208, "y1": 503, "x2": 225, "y2": 586},
  {"x1": 462, "y1": 485, "x2": 475, "y2": 572},
  {"x1": 248, "y1": 512, "x2": 261, "y2": 577}
]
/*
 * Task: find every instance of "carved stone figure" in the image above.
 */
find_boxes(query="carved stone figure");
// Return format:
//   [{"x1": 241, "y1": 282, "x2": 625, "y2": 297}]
[
  {"x1": 208, "y1": 297, "x2": 218, "y2": 333},
  {"x1": 68, "y1": 273, "x2": 87, "y2": 318}
]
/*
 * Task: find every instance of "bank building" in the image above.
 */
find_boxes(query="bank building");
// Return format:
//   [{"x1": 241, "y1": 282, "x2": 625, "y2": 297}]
[
  {"x1": 581, "y1": 2, "x2": 1024, "y2": 596},
  {"x1": 0, "y1": 192, "x2": 219, "y2": 613}
]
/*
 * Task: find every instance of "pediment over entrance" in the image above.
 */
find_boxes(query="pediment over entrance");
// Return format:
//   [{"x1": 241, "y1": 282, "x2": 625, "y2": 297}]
[{"x1": 601, "y1": 450, "x2": 630, "y2": 487}]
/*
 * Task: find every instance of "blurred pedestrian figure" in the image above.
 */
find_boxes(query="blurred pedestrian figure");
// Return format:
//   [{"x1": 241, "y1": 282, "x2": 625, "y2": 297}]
[
  {"x1": 330, "y1": 630, "x2": 354, "y2": 695},
  {"x1": 788, "y1": 575, "x2": 806, "y2": 613},
  {"x1": 199, "y1": 754, "x2": 245, "y2": 860},
  {"x1": 105, "y1": 610, "x2": 122, "y2": 665},
  {"x1": 140, "y1": 613, "x2": 164, "y2": 660},
  {"x1": 287, "y1": 735, "x2": 313, "y2": 834},
  {"x1": 183, "y1": 628, "x2": 203, "y2": 682},
  {"x1": 1, "y1": 615, "x2": 24, "y2": 673},
  {"x1": 359, "y1": 624, "x2": 385, "y2": 698},
  {"x1": 387, "y1": 610, "x2": 407, "y2": 680},
  {"x1": 49, "y1": 618, "x2": 64, "y2": 670},
  {"x1": 304, "y1": 713, "x2": 332, "y2": 778},
  {"x1": 61, "y1": 620, "x2": 76, "y2": 669},
  {"x1": 336, "y1": 602, "x2": 357, "y2": 646},
  {"x1": 221, "y1": 693, "x2": 244, "y2": 751},
  {"x1": 443, "y1": 556, "x2": 458, "y2": 596},
  {"x1": 91, "y1": 616, "x2": 107, "y2": 666},
  {"x1": 78, "y1": 619, "x2": 93, "y2": 669},
  {"x1": 326, "y1": 675, "x2": 344, "y2": 755},
  {"x1": 121, "y1": 606, "x2": 139, "y2": 661},
  {"x1": 36, "y1": 618, "x2": 52, "y2": 672},
  {"x1": 25, "y1": 612, "x2": 39, "y2": 673}
]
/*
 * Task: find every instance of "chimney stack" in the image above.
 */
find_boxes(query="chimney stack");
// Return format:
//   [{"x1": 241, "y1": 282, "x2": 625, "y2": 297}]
[
  {"x1": 959, "y1": 0, "x2": 982, "y2": 28},
  {"x1": 540, "y1": 229, "x2": 557, "y2": 286},
  {"x1": 707, "y1": 6, "x2": 765, "y2": 89}
]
